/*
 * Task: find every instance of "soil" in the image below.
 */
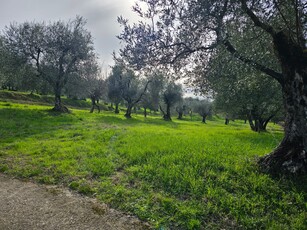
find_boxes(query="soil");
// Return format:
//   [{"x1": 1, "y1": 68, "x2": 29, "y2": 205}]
[{"x1": 0, "y1": 173, "x2": 150, "y2": 230}]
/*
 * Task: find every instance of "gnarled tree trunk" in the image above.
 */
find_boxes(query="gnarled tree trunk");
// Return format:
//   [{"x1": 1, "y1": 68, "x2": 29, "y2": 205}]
[
  {"x1": 125, "y1": 105, "x2": 133, "y2": 118},
  {"x1": 259, "y1": 32, "x2": 307, "y2": 175},
  {"x1": 202, "y1": 114, "x2": 207, "y2": 123},
  {"x1": 160, "y1": 104, "x2": 172, "y2": 121},
  {"x1": 52, "y1": 83, "x2": 69, "y2": 113},
  {"x1": 248, "y1": 115, "x2": 274, "y2": 132}
]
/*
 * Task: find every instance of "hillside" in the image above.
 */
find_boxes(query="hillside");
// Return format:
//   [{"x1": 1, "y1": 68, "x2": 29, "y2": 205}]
[{"x1": 0, "y1": 90, "x2": 93, "y2": 109}]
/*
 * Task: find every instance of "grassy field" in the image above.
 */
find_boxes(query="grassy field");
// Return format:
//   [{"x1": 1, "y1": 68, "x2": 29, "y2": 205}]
[
  {"x1": 0, "y1": 98, "x2": 306, "y2": 229},
  {"x1": 0, "y1": 90, "x2": 96, "y2": 109}
]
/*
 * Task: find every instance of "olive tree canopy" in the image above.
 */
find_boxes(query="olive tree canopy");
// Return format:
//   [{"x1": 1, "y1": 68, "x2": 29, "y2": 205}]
[{"x1": 3, "y1": 16, "x2": 98, "y2": 112}]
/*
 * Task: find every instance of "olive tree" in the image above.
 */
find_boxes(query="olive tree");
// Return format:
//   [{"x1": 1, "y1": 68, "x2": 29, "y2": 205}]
[
  {"x1": 107, "y1": 64, "x2": 123, "y2": 114},
  {"x1": 107, "y1": 63, "x2": 150, "y2": 117},
  {"x1": 175, "y1": 101, "x2": 185, "y2": 120},
  {"x1": 120, "y1": 68, "x2": 150, "y2": 118},
  {"x1": 117, "y1": 0, "x2": 307, "y2": 175},
  {"x1": 214, "y1": 75, "x2": 282, "y2": 131},
  {"x1": 88, "y1": 79, "x2": 106, "y2": 113},
  {"x1": 140, "y1": 73, "x2": 164, "y2": 117},
  {"x1": 3, "y1": 16, "x2": 97, "y2": 112},
  {"x1": 194, "y1": 100, "x2": 212, "y2": 124},
  {"x1": 204, "y1": 48, "x2": 283, "y2": 131},
  {"x1": 64, "y1": 55, "x2": 103, "y2": 113},
  {"x1": 0, "y1": 37, "x2": 36, "y2": 91},
  {"x1": 160, "y1": 82, "x2": 183, "y2": 121}
]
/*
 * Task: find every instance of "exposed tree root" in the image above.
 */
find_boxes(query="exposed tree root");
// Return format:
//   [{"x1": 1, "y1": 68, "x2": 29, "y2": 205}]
[
  {"x1": 51, "y1": 105, "x2": 70, "y2": 113},
  {"x1": 259, "y1": 139, "x2": 307, "y2": 175},
  {"x1": 124, "y1": 113, "x2": 132, "y2": 119}
]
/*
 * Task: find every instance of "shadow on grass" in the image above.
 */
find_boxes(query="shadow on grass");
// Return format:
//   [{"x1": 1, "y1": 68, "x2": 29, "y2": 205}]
[
  {"x1": 253, "y1": 154, "x2": 307, "y2": 198},
  {"x1": 269, "y1": 172, "x2": 307, "y2": 195},
  {"x1": 0, "y1": 90, "x2": 93, "y2": 109},
  {"x1": 233, "y1": 131, "x2": 283, "y2": 149},
  {"x1": 94, "y1": 112, "x2": 181, "y2": 128},
  {"x1": 0, "y1": 106, "x2": 181, "y2": 147},
  {"x1": 0, "y1": 107, "x2": 83, "y2": 143}
]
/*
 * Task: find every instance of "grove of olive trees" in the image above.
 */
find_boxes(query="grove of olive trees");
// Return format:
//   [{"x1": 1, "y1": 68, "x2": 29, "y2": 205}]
[{"x1": 117, "y1": 0, "x2": 307, "y2": 175}]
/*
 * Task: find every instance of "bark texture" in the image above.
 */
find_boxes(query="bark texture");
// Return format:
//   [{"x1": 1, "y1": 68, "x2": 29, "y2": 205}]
[
  {"x1": 259, "y1": 31, "x2": 307, "y2": 175},
  {"x1": 124, "y1": 106, "x2": 133, "y2": 118},
  {"x1": 52, "y1": 86, "x2": 69, "y2": 113}
]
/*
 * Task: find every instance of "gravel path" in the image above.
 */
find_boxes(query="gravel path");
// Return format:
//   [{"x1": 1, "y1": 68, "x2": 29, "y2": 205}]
[{"x1": 0, "y1": 174, "x2": 150, "y2": 230}]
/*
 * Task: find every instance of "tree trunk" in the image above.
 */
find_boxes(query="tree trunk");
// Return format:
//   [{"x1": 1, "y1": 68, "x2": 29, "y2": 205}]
[
  {"x1": 176, "y1": 107, "x2": 183, "y2": 120},
  {"x1": 115, "y1": 103, "x2": 119, "y2": 114},
  {"x1": 164, "y1": 104, "x2": 172, "y2": 121},
  {"x1": 52, "y1": 83, "x2": 69, "y2": 113},
  {"x1": 259, "y1": 114, "x2": 276, "y2": 131},
  {"x1": 248, "y1": 115, "x2": 256, "y2": 131},
  {"x1": 144, "y1": 107, "x2": 147, "y2": 118},
  {"x1": 263, "y1": 115, "x2": 274, "y2": 131},
  {"x1": 125, "y1": 105, "x2": 133, "y2": 118},
  {"x1": 225, "y1": 113, "x2": 229, "y2": 125},
  {"x1": 160, "y1": 104, "x2": 171, "y2": 121},
  {"x1": 225, "y1": 118, "x2": 229, "y2": 125},
  {"x1": 177, "y1": 111, "x2": 183, "y2": 120},
  {"x1": 202, "y1": 115, "x2": 207, "y2": 123},
  {"x1": 259, "y1": 32, "x2": 307, "y2": 175},
  {"x1": 260, "y1": 79, "x2": 307, "y2": 174},
  {"x1": 248, "y1": 114, "x2": 270, "y2": 132},
  {"x1": 90, "y1": 97, "x2": 100, "y2": 113}
]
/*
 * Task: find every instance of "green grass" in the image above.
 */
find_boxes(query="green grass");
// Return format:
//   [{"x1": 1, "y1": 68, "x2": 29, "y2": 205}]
[
  {"x1": 0, "y1": 90, "x2": 97, "y2": 109},
  {"x1": 0, "y1": 99, "x2": 306, "y2": 229}
]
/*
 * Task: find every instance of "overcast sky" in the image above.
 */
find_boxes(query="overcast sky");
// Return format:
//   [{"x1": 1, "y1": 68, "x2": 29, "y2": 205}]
[{"x1": 0, "y1": 0, "x2": 139, "y2": 70}]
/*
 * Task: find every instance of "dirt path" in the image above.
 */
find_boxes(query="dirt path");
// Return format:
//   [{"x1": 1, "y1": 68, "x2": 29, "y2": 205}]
[{"x1": 0, "y1": 174, "x2": 150, "y2": 230}]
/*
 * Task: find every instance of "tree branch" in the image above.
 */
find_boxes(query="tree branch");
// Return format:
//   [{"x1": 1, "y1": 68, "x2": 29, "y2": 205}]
[
  {"x1": 240, "y1": 0, "x2": 276, "y2": 36},
  {"x1": 161, "y1": 42, "x2": 218, "y2": 65},
  {"x1": 134, "y1": 80, "x2": 152, "y2": 105},
  {"x1": 223, "y1": 39, "x2": 284, "y2": 84}
]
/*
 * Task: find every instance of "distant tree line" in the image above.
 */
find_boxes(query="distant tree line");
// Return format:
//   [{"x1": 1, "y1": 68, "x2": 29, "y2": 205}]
[{"x1": 106, "y1": 62, "x2": 213, "y2": 121}]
